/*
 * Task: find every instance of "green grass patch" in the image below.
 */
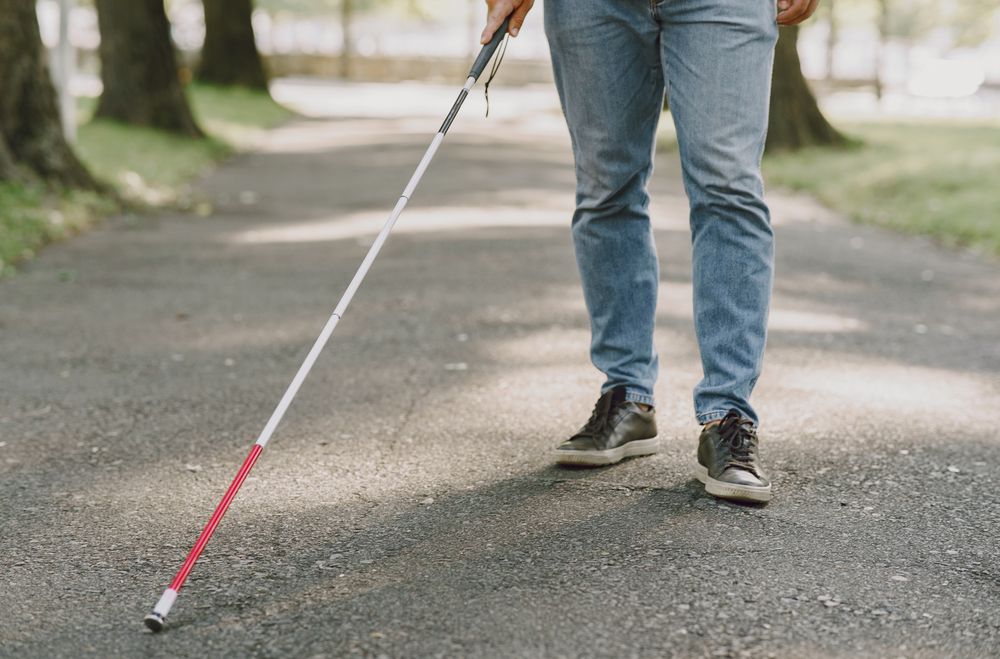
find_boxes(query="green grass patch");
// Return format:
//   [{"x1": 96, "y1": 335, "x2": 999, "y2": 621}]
[
  {"x1": 0, "y1": 182, "x2": 113, "y2": 273},
  {"x1": 3, "y1": 84, "x2": 292, "y2": 275},
  {"x1": 189, "y1": 83, "x2": 293, "y2": 143},
  {"x1": 762, "y1": 120, "x2": 1000, "y2": 255},
  {"x1": 76, "y1": 121, "x2": 230, "y2": 204},
  {"x1": 76, "y1": 83, "x2": 292, "y2": 204}
]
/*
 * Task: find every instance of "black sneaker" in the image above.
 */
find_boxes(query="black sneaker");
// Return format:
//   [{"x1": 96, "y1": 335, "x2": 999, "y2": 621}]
[
  {"x1": 554, "y1": 387, "x2": 659, "y2": 466},
  {"x1": 695, "y1": 410, "x2": 772, "y2": 503}
]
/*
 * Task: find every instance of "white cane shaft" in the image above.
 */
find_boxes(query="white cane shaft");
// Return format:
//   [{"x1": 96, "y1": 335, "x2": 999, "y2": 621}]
[
  {"x1": 146, "y1": 66, "x2": 492, "y2": 633},
  {"x1": 255, "y1": 311, "x2": 341, "y2": 447},
  {"x1": 255, "y1": 131, "x2": 447, "y2": 448}
]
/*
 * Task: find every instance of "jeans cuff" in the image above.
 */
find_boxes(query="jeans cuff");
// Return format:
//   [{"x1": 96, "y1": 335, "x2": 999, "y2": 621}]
[
  {"x1": 696, "y1": 410, "x2": 730, "y2": 425},
  {"x1": 624, "y1": 390, "x2": 656, "y2": 407}
]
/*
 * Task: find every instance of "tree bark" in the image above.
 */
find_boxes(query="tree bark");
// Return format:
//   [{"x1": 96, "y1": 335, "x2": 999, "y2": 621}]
[
  {"x1": 94, "y1": 0, "x2": 204, "y2": 137},
  {"x1": 766, "y1": 26, "x2": 845, "y2": 153},
  {"x1": 0, "y1": 0, "x2": 97, "y2": 187},
  {"x1": 0, "y1": 131, "x2": 18, "y2": 183},
  {"x1": 341, "y1": 0, "x2": 353, "y2": 79},
  {"x1": 198, "y1": 0, "x2": 269, "y2": 90},
  {"x1": 874, "y1": 0, "x2": 888, "y2": 101},
  {"x1": 824, "y1": 0, "x2": 837, "y2": 81}
]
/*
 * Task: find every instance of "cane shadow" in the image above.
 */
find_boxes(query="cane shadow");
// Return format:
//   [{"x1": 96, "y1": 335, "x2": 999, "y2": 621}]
[
  {"x1": 68, "y1": 463, "x2": 708, "y2": 655},
  {"x1": 185, "y1": 440, "x2": 998, "y2": 657},
  {"x1": 170, "y1": 462, "x2": 726, "y2": 625},
  {"x1": 7, "y1": 433, "x2": 1000, "y2": 657}
]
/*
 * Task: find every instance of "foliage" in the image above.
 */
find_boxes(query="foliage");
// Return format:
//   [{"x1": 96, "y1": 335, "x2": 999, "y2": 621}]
[
  {"x1": 945, "y1": 0, "x2": 1000, "y2": 48},
  {"x1": 812, "y1": 0, "x2": 998, "y2": 49},
  {"x1": 763, "y1": 120, "x2": 1000, "y2": 255}
]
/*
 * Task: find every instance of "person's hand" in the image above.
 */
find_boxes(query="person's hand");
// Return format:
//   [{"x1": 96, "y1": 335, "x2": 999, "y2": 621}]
[
  {"x1": 777, "y1": 0, "x2": 819, "y2": 25},
  {"x1": 481, "y1": 0, "x2": 535, "y2": 43}
]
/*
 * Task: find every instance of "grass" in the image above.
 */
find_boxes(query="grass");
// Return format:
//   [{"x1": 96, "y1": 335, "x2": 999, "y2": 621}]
[
  {"x1": 1, "y1": 83, "x2": 292, "y2": 275},
  {"x1": 0, "y1": 183, "x2": 114, "y2": 272},
  {"x1": 189, "y1": 83, "x2": 293, "y2": 143},
  {"x1": 76, "y1": 83, "x2": 292, "y2": 205},
  {"x1": 762, "y1": 120, "x2": 1000, "y2": 255},
  {"x1": 657, "y1": 118, "x2": 1000, "y2": 256}
]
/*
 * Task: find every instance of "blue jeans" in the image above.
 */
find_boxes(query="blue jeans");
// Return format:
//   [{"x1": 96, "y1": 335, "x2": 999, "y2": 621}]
[{"x1": 545, "y1": 0, "x2": 777, "y2": 425}]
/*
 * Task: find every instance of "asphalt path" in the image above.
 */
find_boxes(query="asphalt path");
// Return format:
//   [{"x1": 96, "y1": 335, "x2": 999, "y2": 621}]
[{"x1": 2, "y1": 83, "x2": 999, "y2": 658}]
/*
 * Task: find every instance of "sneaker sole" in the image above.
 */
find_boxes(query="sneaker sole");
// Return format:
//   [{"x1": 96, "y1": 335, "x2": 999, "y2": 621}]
[
  {"x1": 695, "y1": 463, "x2": 772, "y2": 503},
  {"x1": 554, "y1": 438, "x2": 660, "y2": 467}
]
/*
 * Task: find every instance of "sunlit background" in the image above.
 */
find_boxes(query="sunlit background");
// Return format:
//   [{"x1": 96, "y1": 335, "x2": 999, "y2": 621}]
[{"x1": 35, "y1": 0, "x2": 1000, "y2": 116}]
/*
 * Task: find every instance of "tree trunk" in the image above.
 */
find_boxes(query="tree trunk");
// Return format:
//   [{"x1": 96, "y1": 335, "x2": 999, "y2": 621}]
[
  {"x1": 56, "y1": 0, "x2": 77, "y2": 143},
  {"x1": 0, "y1": 130, "x2": 19, "y2": 182},
  {"x1": 94, "y1": 0, "x2": 204, "y2": 137},
  {"x1": 824, "y1": 0, "x2": 837, "y2": 81},
  {"x1": 341, "y1": 0, "x2": 353, "y2": 79},
  {"x1": 874, "y1": 0, "x2": 888, "y2": 101},
  {"x1": 766, "y1": 26, "x2": 845, "y2": 153},
  {"x1": 0, "y1": 0, "x2": 97, "y2": 188},
  {"x1": 198, "y1": 0, "x2": 269, "y2": 90},
  {"x1": 467, "y1": 0, "x2": 478, "y2": 59}
]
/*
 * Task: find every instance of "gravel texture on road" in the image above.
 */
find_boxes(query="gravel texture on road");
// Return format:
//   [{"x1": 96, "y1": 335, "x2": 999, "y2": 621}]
[{"x1": 2, "y1": 85, "x2": 999, "y2": 658}]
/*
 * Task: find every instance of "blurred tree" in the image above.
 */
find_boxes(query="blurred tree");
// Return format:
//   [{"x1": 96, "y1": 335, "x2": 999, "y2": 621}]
[
  {"x1": 946, "y1": 0, "x2": 999, "y2": 47},
  {"x1": 873, "y1": 0, "x2": 997, "y2": 97},
  {"x1": 875, "y1": 0, "x2": 888, "y2": 100},
  {"x1": 251, "y1": 0, "x2": 414, "y2": 79},
  {"x1": 0, "y1": 0, "x2": 96, "y2": 188},
  {"x1": 338, "y1": 0, "x2": 412, "y2": 78},
  {"x1": 824, "y1": 0, "x2": 837, "y2": 81},
  {"x1": 882, "y1": 0, "x2": 939, "y2": 44},
  {"x1": 198, "y1": 0, "x2": 270, "y2": 90},
  {"x1": 94, "y1": 0, "x2": 204, "y2": 137},
  {"x1": 766, "y1": 26, "x2": 845, "y2": 152},
  {"x1": 341, "y1": 0, "x2": 353, "y2": 78},
  {"x1": 879, "y1": 0, "x2": 998, "y2": 49}
]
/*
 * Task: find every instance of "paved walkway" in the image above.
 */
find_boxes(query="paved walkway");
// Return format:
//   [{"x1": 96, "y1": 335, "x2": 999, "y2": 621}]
[{"x1": 2, "y1": 83, "x2": 999, "y2": 658}]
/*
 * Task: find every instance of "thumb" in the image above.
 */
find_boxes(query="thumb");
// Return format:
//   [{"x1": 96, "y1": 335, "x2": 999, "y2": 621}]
[{"x1": 481, "y1": 2, "x2": 512, "y2": 44}]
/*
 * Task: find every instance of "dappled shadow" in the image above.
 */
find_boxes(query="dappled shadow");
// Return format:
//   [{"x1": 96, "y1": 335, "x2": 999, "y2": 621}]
[
  {"x1": 2, "y1": 114, "x2": 999, "y2": 657},
  {"x1": 5, "y1": 434, "x2": 998, "y2": 657}
]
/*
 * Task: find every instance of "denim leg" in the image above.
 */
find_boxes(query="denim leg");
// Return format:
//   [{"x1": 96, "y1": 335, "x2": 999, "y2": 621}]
[
  {"x1": 657, "y1": 0, "x2": 778, "y2": 424},
  {"x1": 545, "y1": 0, "x2": 663, "y2": 407}
]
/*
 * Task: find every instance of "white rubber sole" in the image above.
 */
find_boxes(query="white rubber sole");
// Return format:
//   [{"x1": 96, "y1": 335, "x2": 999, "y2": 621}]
[
  {"x1": 695, "y1": 463, "x2": 772, "y2": 503},
  {"x1": 554, "y1": 437, "x2": 660, "y2": 467}
]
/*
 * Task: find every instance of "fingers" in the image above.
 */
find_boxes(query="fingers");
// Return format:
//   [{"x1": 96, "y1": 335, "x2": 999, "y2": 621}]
[
  {"x1": 788, "y1": 0, "x2": 821, "y2": 24},
  {"x1": 481, "y1": 0, "x2": 514, "y2": 44},
  {"x1": 509, "y1": 0, "x2": 534, "y2": 37},
  {"x1": 777, "y1": 0, "x2": 816, "y2": 25},
  {"x1": 777, "y1": 0, "x2": 805, "y2": 25},
  {"x1": 804, "y1": 0, "x2": 821, "y2": 21}
]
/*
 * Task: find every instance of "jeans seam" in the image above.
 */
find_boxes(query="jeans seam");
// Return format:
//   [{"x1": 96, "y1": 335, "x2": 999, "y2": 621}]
[
  {"x1": 624, "y1": 390, "x2": 656, "y2": 406},
  {"x1": 697, "y1": 410, "x2": 730, "y2": 424}
]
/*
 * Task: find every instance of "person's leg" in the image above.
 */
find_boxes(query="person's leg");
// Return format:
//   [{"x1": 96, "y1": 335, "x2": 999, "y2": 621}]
[
  {"x1": 657, "y1": 0, "x2": 778, "y2": 425},
  {"x1": 544, "y1": 0, "x2": 663, "y2": 408}
]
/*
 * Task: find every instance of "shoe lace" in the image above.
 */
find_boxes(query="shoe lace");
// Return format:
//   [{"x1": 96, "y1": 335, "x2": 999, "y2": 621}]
[
  {"x1": 717, "y1": 411, "x2": 758, "y2": 463},
  {"x1": 581, "y1": 392, "x2": 615, "y2": 435}
]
